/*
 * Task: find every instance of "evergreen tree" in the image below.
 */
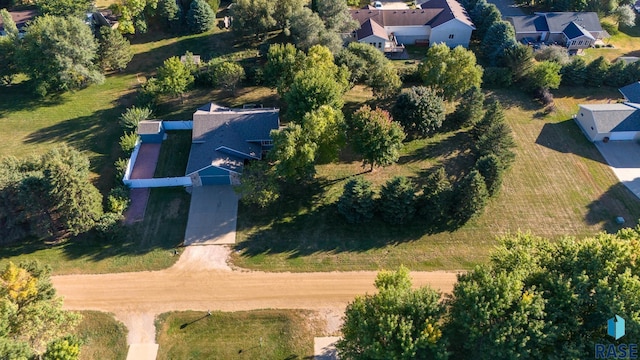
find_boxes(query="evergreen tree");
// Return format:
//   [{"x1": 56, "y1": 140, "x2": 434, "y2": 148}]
[
  {"x1": 337, "y1": 177, "x2": 376, "y2": 224},
  {"x1": 97, "y1": 26, "x2": 133, "y2": 72},
  {"x1": 585, "y1": 56, "x2": 609, "y2": 87},
  {"x1": 158, "y1": 0, "x2": 183, "y2": 29},
  {"x1": 604, "y1": 60, "x2": 628, "y2": 88},
  {"x1": 453, "y1": 169, "x2": 489, "y2": 223},
  {"x1": 449, "y1": 86, "x2": 485, "y2": 128},
  {"x1": 378, "y1": 176, "x2": 416, "y2": 225},
  {"x1": 471, "y1": 101, "x2": 516, "y2": 168},
  {"x1": 418, "y1": 167, "x2": 453, "y2": 226},
  {"x1": 560, "y1": 57, "x2": 587, "y2": 86},
  {"x1": 186, "y1": 0, "x2": 215, "y2": 33},
  {"x1": 475, "y1": 154, "x2": 503, "y2": 197},
  {"x1": 392, "y1": 86, "x2": 445, "y2": 137}
]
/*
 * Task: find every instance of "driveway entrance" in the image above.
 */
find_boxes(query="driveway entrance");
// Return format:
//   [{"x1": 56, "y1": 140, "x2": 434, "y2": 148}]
[
  {"x1": 595, "y1": 141, "x2": 640, "y2": 199},
  {"x1": 184, "y1": 186, "x2": 239, "y2": 245}
]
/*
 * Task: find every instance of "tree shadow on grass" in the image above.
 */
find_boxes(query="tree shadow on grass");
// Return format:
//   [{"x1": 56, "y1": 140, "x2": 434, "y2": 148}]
[
  {"x1": 534, "y1": 119, "x2": 608, "y2": 165},
  {"x1": 0, "y1": 81, "x2": 65, "y2": 117},
  {"x1": 585, "y1": 181, "x2": 640, "y2": 233}
]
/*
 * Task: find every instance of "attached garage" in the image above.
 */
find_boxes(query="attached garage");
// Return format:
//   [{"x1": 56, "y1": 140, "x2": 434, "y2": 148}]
[{"x1": 575, "y1": 103, "x2": 640, "y2": 142}]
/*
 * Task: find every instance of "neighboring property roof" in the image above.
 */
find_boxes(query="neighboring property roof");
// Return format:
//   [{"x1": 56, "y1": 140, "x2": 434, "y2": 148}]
[
  {"x1": 420, "y1": 0, "x2": 475, "y2": 28},
  {"x1": 619, "y1": 82, "x2": 640, "y2": 103},
  {"x1": 0, "y1": 9, "x2": 36, "y2": 32},
  {"x1": 580, "y1": 103, "x2": 640, "y2": 133},
  {"x1": 186, "y1": 104, "x2": 280, "y2": 175},
  {"x1": 356, "y1": 18, "x2": 388, "y2": 40},
  {"x1": 563, "y1": 21, "x2": 595, "y2": 40},
  {"x1": 507, "y1": 15, "x2": 549, "y2": 33},
  {"x1": 537, "y1": 12, "x2": 603, "y2": 33},
  {"x1": 616, "y1": 56, "x2": 640, "y2": 64},
  {"x1": 350, "y1": 9, "x2": 442, "y2": 28},
  {"x1": 137, "y1": 120, "x2": 162, "y2": 135}
]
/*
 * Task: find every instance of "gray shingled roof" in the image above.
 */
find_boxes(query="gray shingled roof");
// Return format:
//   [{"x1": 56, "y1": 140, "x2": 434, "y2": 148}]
[
  {"x1": 356, "y1": 18, "x2": 388, "y2": 39},
  {"x1": 507, "y1": 15, "x2": 548, "y2": 33},
  {"x1": 563, "y1": 21, "x2": 595, "y2": 40},
  {"x1": 350, "y1": 9, "x2": 442, "y2": 27},
  {"x1": 420, "y1": 0, "x2": 474, "y2": 28},
  {"x1": 538, "y1": 12, "x2": 602, "y2": 33},
  {"x1": 619, "y1": 82, "x2": 640, "y2": 103},
  {"x1": 581, "y1": 103, "x2": 640, "y2": 133},
  {"x1": 186, "y1": 104, "x2": 280, "y2": 175},
  {"x1": 0, "y1": 9, "x2": 36, "y2": 32}
]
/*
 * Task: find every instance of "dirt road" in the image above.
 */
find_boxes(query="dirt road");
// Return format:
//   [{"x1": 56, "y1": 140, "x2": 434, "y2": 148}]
[{"x1": 52, "y1": 247, "x2": 461, "y2": 348}]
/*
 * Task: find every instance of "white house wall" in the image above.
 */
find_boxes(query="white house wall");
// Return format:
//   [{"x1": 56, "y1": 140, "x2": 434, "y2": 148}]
[
  {"x1": 385, "y1": 25, "x2": 430, "y2": 45},
  {"x1": 575, "y1": 107, "x2": 600, "y2": 141},
  {"x1": 358, "y1": 34, "x2": 389, "y2": 51},
  {"x1": 429, "y1": 19, "x2": 473, "y2": 48}
]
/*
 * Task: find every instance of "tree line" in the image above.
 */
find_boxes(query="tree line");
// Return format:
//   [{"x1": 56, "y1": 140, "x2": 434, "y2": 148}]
[{"x1": 338, "y1": 229, "x2": 640, "y2": 359}]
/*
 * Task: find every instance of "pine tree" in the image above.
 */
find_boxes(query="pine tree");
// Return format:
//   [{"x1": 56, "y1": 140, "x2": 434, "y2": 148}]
[
  {"x1": 378, "y1": 176, "x2": 416, "y2": 225},
  {"x1": 337, "y1": 177, "x2": 375, "y2": 224},
  {"x1": 186, "y1": 0, "x2": 215, "y2": 33},
  {"x1": 453, "y1": 170, "x2": 489, "y2": 223},
  {"x1": 475, "y1": 154, "x2": 503, "y2": 197}
]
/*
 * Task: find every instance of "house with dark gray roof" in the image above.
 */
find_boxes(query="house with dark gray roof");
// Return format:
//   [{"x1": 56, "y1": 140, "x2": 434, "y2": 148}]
[
  {"x1": 575, "y1": 103, "x2": 640, "y2": 142},
  {"x1": 619, "y1": 82, "x2": 640, "y2": 103},
  {"x1": 506, "y1": 12, "x2": 607, "y2": 50},
  {"x1": 185, "y1": 103, "x2": 280, "y2": 185},
  {"x1": 0, "y1": 9, "x2": 36, "y2": 37},
  {"x1": 348, "y1": 0, "x2": 475, "y2": 53}
]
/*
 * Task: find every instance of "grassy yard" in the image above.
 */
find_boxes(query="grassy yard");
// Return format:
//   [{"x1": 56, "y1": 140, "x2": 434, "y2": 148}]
[
  {"x1": 156, "y1": 310, "x2": 320, "y2": 360},
  {"x1": 231, "y1": 86, "x2": 640, "y2": 272},
  {"x1": 74, "y1": 311, "x2": 128, "y2": 360},
  {"x1": 582, "y1": 20, "x2": 640, "y2": 62}
]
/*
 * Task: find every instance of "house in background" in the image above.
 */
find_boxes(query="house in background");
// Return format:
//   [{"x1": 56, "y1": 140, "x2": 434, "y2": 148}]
[
  {"x1": 185, "y1": 103, "x2": 280, "y2": 186},
  {"x1": 0, "y1": 9, "x2": 36, "y2": 37},
  {"x1": 619, "y1": 82, "x2": 640, "y2": 103},
  {"x1": 507, "y1": 12, "x2": 608, "y2": 51},
  {"x1": 348, "y1": 0, "x2": 475, "y2": 55}
]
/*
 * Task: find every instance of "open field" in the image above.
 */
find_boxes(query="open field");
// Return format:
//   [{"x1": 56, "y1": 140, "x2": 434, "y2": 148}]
[
  {"x1": 74, "y1": 311, "x2": 128, "y2": 360},
  {"x1": 231, "y1": 86, "x2": 640, "y2": 272},
  {"x1": 155, "y1": 310, "x2": 320, "y2": 360}
]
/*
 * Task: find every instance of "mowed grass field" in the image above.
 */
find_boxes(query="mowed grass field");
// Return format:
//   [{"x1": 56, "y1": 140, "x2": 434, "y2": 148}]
[
  {"x1": 231, "y1": 86, "x2": 640, "y2": 272},
  {"x1": 74, "y1": 311, "x2": 128, "y2": 360},
  {"x1": 156, "y1": 310, "x2": 320, "y2": 360}
]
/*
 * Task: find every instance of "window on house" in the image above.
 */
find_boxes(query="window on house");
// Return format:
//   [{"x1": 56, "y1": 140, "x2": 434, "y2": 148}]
[
  {"x1": 581, "y1": 113, "x2": 584, "y2": 117},
  {"x1": 448, "y1": 34, "x2": 454, "y2": 39},
  {"x1": 578, "y1": 40, "x2": 583, "y2": 45},
  {"x1": 378, "y1": 42, "x2": 382, "y2": 48},
  {"x1": 572, "y1": 40, "x2": 576, "y2": 45}
]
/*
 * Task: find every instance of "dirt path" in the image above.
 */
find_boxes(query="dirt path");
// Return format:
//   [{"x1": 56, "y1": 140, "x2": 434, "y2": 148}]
[{"x1": 52, "y1": 246, "x2": 460, "y2": 354}]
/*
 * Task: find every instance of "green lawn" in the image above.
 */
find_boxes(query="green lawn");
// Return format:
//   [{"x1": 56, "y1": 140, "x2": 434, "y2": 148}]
[
  {"x1": 156, "y1": 310, "x2": 319, "y2": 360},
  {"x1": 231, "y1": 86, "x2": 640, "y2": 272},
  {"x1": 582, "y1": 20, "x2": 640, "y2": 62},
  {"x1": 74, "y1": 311, "x2": 128, "y2": 360}
]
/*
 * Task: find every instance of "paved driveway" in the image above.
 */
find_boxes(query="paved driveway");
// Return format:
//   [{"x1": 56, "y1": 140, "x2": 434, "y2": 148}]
[
  {"x1": 595, "y1": 141, "x2": 640, "y2": 200},
  {"x1": 184, "y1": 185, "x2": 239, "y2": 245},
  {"x1": 487, "y1": 0, "x2": 525, "y2": 16}
]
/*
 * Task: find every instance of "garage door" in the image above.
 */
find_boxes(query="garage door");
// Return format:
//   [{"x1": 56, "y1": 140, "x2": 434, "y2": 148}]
[
  {"x1": 609, "y1": 132, "x2": 637, "y2": 141},
  {"x1": 200, "y1": 175, "x2": 231, "y2": 185}
]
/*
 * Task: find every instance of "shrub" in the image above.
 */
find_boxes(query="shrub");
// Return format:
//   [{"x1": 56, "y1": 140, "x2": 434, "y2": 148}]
[
  {"x1": 534, "y1": 45, "x2": 570, "y2": 65},
  {"x1": 119, "y1": 132, "x2": 138, "y2": 155},
  {"x1": 94, "y1": 212, "x2": 124, "y2": 240},
  {"x1": 107, "y1": 186, "x2": 130, "y2": 215},
  {"x1": 114, "y1": 158, "x2": 129, "y2": 183},
  {"x1": 378, "y1": 176, "x2": 416, "y2": 225},
  {"x1": 119, "y1": 106, "x2": 152, "y2": 131},
  {"x1": 337, "y1": 177, "x2": 376, "y2": 224}
]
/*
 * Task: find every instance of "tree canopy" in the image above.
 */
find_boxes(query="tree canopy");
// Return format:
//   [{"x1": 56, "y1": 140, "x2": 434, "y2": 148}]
[
  {"x1": 156, "y1": 56, "x2": 195, "y2": 99},
  {"x1": 419, "y1": 44, "x2": 483, "y2": 101},
  {"x1": 186, "y1": 0, "x2": 215, "y2": 33},
  {"x1": 392, "y1": 86, "x2": 445, "y2": 137},
  {"x1": 337, "y1": 266, "x2": 448, "y2": 360},
  {"x1": 37, "y1": 0, "x2": 92, "y2": 18},
  {"x1": 98, "y1": 26, "x2": 134, "y2": 72},
  {"x1": 348, "y1": 105, "x2": 406, "y2": 170},
  {"x1": 19, "y1": 15, "x2": 104, "y2": 96}
]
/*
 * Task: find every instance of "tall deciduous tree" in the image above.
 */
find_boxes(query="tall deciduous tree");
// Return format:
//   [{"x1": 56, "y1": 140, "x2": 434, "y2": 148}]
[
  {"x1": 187, "y1": 0, "x2": 215, "y2": 33},
  {"x1": 289, "y1": 7, "x2": 329, "y2": 51},
  {"x1": 527, "y1": 60, "x2": 561, "y2": 91},
  {"x1": 209, "y1": 61, "x2": 245, "y2": 95},
  {"x1": 392, "y1": 86, "x2": 445, "y2": 137},
  {"x1": 234, "y1": 161, "x2": 279, "y2": 208},
  {"x1": 0, "y1": 261, "x2": 82, "y2": 357},
  {"x1": 419, "y1": 44, "x2": 483, "y2": 101},
  {"x1": 337, "y1": 42, "x2": 401, "y2": 99},
  {"x1": 314, "y1": 0, "x2": 358, "y2": 33},
  {"x1": 158, "y1": 0, "x2": 183, "y2": 29},
  {"x1": 37, "y1": 0, "x2": 92, "y2": 18},
  {"x1": 284, "y1": 66, "x2": 346, "y2": 121},
  {"x1": 19, "y1": 15, "x2": 104, "y2": 95},
  {"x1": 156, "y1": 56, "x2": 195, "y2": 100},
  {"x1": 269, "y1": 123, "x2": 317, "y2": 180},
  {"x1": 231, "y1": 0, "x2": 276, "y2": 38},
  {"x1": 337, "y1": 266, "x2": 448, "y2": 360},
  {"x1": 300, "y1": 105, "x2": 346, "y2": 164},
  {"x1": 337, "y1": 177, "x2": 375, "y2": 224},
  {"x1": 349, "y1": 105, "x2": 406, "y2": 171},
  {"x1": 613, "y1": 5, "x2": 636, "y2": 28},
  {"x1": 273, "y1": 0, "x2": 305, "y2": 32},
  {"x1": 98, "y1": 26, "x2": 133, "y2": 72},
  {"x1": 263, "y1": 43, "x2": 306, "y2": 94}
]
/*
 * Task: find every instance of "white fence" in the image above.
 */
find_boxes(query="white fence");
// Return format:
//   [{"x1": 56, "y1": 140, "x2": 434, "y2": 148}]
[
  {"x1": 121, "y1": 120, "x2": 194, "y2": 188},
  {"x1": 162, "y1": 120, "x2": 193, "y2": 130}
]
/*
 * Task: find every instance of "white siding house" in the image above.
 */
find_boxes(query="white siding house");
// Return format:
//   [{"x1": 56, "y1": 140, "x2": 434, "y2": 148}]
[{"x1": 575, "y1": 103, "x2": 640, "y2": 142}]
